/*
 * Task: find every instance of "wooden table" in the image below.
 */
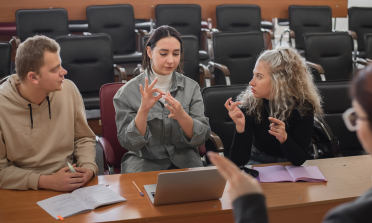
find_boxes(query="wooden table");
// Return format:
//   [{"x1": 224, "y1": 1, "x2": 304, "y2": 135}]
[
  {"x1": 0, "y1": 0, "x2": 348, "y2": 23},
  {"x1": 1, "y1": 155, "x2": 371, "y2": 223}
]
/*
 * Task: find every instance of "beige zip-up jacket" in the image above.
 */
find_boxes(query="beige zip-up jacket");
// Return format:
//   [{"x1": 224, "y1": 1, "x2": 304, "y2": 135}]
[{"x1": 0, "y1": 75, "x2": 97, "y2": 190}]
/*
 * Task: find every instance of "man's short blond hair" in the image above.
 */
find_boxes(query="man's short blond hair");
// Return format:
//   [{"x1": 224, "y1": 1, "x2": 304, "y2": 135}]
[{"x1": 15, "y1": 35, "x2": 60, "y2": 81}]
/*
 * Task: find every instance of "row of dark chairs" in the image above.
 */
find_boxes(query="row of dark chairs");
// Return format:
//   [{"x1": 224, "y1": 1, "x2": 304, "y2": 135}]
[
  {"x1": 1, "y1": 31, "x2": 372, "y2": 110},
  {"x1": 279, "y1": 6, "x2": 372, "y2": 59}
]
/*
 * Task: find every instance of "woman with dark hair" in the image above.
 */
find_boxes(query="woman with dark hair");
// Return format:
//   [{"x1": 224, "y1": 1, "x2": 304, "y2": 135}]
[
  {"x1": 114, "y1": 26, "x2": 210, "y2": 173},
  {"x1": 208, "y1": 64, "x2": 372, "y2": 223}
]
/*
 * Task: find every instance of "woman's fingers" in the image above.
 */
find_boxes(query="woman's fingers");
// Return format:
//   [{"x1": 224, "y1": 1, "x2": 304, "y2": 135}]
[
  {"x1": 229, "y1": 101, "x2": 242, "y2": 111},
  {"x1": 224, "y1": 98, "x2": 232, "y2": 110},
  {"x1": 165, "y1": 104, "x2": 175, "y2": 113},
  {"x1": 163, "y1": 96, "x2": 175, "y2": 106},
  {"x1": 207, "y1": 152, "x2": 241, "y2": 181},
  {"x1": 152, "y1": 88, "x2": 165, "y2": 95},
  {"x1": 148, "y1": 77, "x2": 158, "y2": 90},
  {"x1": 144, "y1": 78, "x2": 149, "y2": 92},
  {"x1": 268, "y1": 129, "x2": 281, "y2": 137},
  {"x1": 154, "y1": 93, "x2": 163, "y2": 101},
  {"x1": 268, "y1": 117, "x2": 284, "y2": 126}
]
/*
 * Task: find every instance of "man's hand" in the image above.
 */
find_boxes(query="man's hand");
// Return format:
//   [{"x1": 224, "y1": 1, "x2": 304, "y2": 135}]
[
  {"x1": 38, "y1": 166, "x2": 85, "y2": 192},
  {"x1": 74, "y1": 167, "x2": 94, "y2": 185}
]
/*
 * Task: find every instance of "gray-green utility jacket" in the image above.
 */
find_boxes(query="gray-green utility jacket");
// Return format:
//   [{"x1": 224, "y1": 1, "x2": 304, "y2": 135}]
[{"x1": 113, "y1": 70, "x2": 210, "y2": 173}]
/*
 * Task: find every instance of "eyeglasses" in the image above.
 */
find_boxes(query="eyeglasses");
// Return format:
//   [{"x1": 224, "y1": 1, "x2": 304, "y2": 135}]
[
  {"x1": 239, "y1": 166, "x2": 259, "y2": 178},
  {"x1": 342, "y1": 107, "x2": 368, "y2": 132}
]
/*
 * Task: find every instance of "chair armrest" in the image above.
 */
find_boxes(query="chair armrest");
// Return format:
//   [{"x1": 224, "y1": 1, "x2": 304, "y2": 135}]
[
  {"x1": 98, "y1": 137, "x2": 116, "y2": 168},
  {"x1": 347, "y1": 30, "x2": 357, "y2": 40},
  {"x1": 306, "y1": 61, "x2": 326, "y2": 81},
  {"x1": 135, "y1": 29, "x2": 149, "y2": 52},
  {"x1": 208, "y1": 61, "x2": 230, "y2": 77},
  {"x1": 261, "y1": 28, "x2": 274, "y2": 39},
  {"x1": 0, "y1": 75, "x2": 10, "y2": 85},
  {"x1": 10, "y1": 36, "x2": 20, "y2": 47},
  {"x1": 114, "y1": 64, "x2": 127, "y2": 83},
  {"x1": 133, "y1": 64, "x2": 143, "y2": 77},
  {"x1": 208, "y1": 61, "x2": 231, "y2": 85},
  {"x1": 209, "y1": 131, "x2": 224, "y2": 153},
  {"x1": 201, "y1": 28, "x2": 212, "y2": 38},
  {"x1": 356, "y1": 59, "x2": 369, "y2": 66},
  {"x1": 199, "y1": 63, "x2": 211, "y2": 87}
]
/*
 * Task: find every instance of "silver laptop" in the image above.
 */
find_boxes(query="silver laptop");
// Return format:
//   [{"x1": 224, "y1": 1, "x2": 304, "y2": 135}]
[{"x1": 144, "y1": 167, "x2": 226, "y2": 205}]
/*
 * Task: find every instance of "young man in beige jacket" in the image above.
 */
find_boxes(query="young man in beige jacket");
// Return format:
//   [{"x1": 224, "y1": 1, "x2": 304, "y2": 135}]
[{"x1": 0, "y1": 35, "x2": 98, "y2": 191}]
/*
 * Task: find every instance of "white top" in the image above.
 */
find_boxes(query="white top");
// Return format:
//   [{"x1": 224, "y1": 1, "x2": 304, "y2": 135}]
[{"x1": 149, "y1": 67, "x2": 173, "y2": 104}]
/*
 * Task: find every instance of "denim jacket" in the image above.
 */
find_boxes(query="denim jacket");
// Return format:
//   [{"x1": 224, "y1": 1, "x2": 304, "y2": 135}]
[{"x1": 113, "y1": 69, "x2": 210, "y2": 173}]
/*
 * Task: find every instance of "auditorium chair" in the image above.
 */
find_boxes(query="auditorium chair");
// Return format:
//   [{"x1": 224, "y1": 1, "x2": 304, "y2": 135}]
[
  {"x1": 86, "y1": 4, "x2": 146, "y2": 68},
  {"x1": 0, "y1": 41, "x2": 12, "y2": 80},
  {"x1": 348, "y1": 7, "x2": 372, "y2": 59},
  {"x1": 155, "y1": 4, "x2": 210, "y2": 62},
  {"x1": 15, "y1": 8, "x2": 69, "y2": 45},
  {"x1": 365, "y1": 34, "x2": 372, "y2": 61},
  {"x1": 202, "y1": 84, "x2": 248, "y2": 159},
  {"x1": 215, "y1": 5, "x2": 274, "y2": 50},
  {"x1": 181, "y1": 35, "x2": 211, "y2": 86},
  {"x1": 316, "y1": 81, "x2": 364, "y2": 156},
  {"x1": 99, "y1": 83, "x2": 223, "y2": 174},
  {"x1": 207, "y1": 32, "x2": 265, "y2": 86},
  {"x1": 304, "y1": 32, "x2": 364, "y2": 81},
  {"x1": 55, "y1": 34, "x2": 125, "y2": 110},
  {"x1": 284, "y1": 5, "x2": 332, "y2": 55}
]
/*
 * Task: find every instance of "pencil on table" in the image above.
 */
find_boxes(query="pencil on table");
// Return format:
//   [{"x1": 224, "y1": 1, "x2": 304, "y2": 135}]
[{"x1": 132, "y1": 181, "x2": 144, "y2": 196}]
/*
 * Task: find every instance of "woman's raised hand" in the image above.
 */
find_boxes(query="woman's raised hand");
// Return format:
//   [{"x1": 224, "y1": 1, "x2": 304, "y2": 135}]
[
  {"x1": 225, "y1": 98, "x2": 245, "y2": 133},
  {"x1": 163, "y1": 91, "x2": 187, "y2": 121},
  {"x1": 139, "y1": 78, "x2": 165, "y2": 112},
  {"x1": 268, "y1": 117, "x2": 288, "y2": 144}
]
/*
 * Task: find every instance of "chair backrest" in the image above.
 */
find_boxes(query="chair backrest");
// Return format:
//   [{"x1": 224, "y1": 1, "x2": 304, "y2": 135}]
[
  {"x1": 16, "y1": 8, "x2": 69, "y2": 42},
  {"x1": 213, "y1": 31, "x2": 264, "y2": 85},
  {"x1": 181, "y1": 35, "x2": 199, "y2": 83},
  {"x1": 87, "y1": 4, "x2": 136, "y2": 54},
  {"x1": 0, "y1": 42, "x2": 12, "y2": 79},
  {"x1": 55, "y1": 34, "x2": 115, "y2": 109},
  {"x1": 348, "y1": 7, "x2": 372, "y2": 52},
  {"x1": 304, "y1": 32, "x2": 353, "y2": 81},
  {"x1": 365, "y1": 34, "x2": 372, "y2": 59},
  {"x1": 316, "y1": 81, "x2": 362, "y2": 155},
  {"x1": 289, "y1": 5, "x2": 332, "y2": 50},
  {"x1": 216, "y1": 4, "x2": 261, "y2": 32},
  {"x1": 99, "y1": 83, "x2": 128, "y2": 170},
  {"x1": 202, "y1": 84, "x2": 248, "y2": 157},
  {"x1": 155, "y1": 4, "x2": 201, "y2": 45}
]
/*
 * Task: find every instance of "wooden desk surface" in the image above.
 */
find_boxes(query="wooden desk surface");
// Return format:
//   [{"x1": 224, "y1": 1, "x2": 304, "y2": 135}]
[
  {"x1": 0, "y1": 0, "x2": 348, "y2": 23},
  {"x1": 1, "y1": 155, "x2": 371, "y2": 223}
]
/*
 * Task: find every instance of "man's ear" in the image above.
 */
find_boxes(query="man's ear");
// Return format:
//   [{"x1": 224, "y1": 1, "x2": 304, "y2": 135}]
[
  {"x1": 27, "y1": 71, "x2": 39, "y2": 84},
  {"x1": 146, "y1": 46, "x2": 152, "y2": 60}
]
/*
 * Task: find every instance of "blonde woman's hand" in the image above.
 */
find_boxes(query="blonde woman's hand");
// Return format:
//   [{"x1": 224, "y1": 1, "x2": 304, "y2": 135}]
[
  {"x1": 207, "y1": 152, "x2": 263, "y2": 202},
  {"x1": 225, "y1": 98, "x2": 245, "y2": 133},
  {"x1": 139, "y1": 77, "x2": 165, "y2": 112},
  {"x1": 268, "y1": 117, "x2": 288, "y2": 144}
]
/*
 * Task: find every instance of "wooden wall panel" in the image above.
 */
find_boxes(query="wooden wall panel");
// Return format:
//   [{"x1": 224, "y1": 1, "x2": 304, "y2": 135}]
[{"x1": 0, "y1": 0, "x2": 348, "y2": 23}]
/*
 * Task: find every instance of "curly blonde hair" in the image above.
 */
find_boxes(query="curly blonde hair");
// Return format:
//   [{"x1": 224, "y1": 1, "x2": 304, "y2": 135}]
[{"x1": 237, "y1": 46, "x2": 323, "y2": 122}]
